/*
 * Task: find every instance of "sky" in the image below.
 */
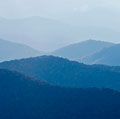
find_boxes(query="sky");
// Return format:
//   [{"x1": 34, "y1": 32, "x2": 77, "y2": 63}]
[
  {"x1": 0, "y1": 0, "x2": 120, "y2": 51},
  {"x1": 0, "y1": 0, "x2": 120, "y2": 18}
]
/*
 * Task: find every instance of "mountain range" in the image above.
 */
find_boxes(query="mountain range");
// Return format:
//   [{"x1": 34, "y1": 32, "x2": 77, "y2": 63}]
[
  {"x1": 52, "y1": 39, "x2": 120, "y2": 66},
  {"x1": 1, "y1": 4, "x2": 120, "y2": 119},
  {"x1": 0, "y1": 39, "x2": 42, "y2": 62},
  {"x1": 1, "y1": 38, "x2": 120, "y2": 66},
  {"x1": 0, "y1": 17, "x2": 79, "y2": 51},
  {"x1": 53, "y1": 39, "x2": 114, "y2": 60},
  {"x1": 0, "y1": 17, "x2": 120, "y2": 51},
  {"x1": 0, "y1": 69, "x2": 120, "y2": 119},
  {"x1": 1, "y1": 56, "x2": 120, "y2": 90},
  {"x1": 82, "y1": 44, "x2": 120, "y2": 66}
]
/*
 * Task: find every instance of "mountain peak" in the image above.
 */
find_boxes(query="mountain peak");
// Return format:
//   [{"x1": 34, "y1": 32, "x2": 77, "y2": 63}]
[
  {"x1": 0, "y1": 39, "x2": 42, "y2": 62},
  {"x1": 1, "y1": 55, "x2": 120, "y2": 90},
  {"x1": 53, "y1": 40, "x2": 114, "y2": 60}
]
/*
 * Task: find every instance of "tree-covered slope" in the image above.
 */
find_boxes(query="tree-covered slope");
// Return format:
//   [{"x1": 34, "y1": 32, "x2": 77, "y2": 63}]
[
  {"x1": 1, "y1": 56, "x2": 120, "y2": 90},
  {"x1": 0, "y1": 69, "x2": 120, "y2": 119}
]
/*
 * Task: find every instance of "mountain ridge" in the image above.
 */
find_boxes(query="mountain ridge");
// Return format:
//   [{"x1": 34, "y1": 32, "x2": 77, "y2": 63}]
[
  {"x1": 1, "y1": 55, "x2": 120, "y2": 90},
  {"x1": 0, "y1": 68, "x2": 120, "y2": 119},
  {"x1": 53, "y1": 39, "x2": 114, "y2": 60},
  {"x1": 0, "y1": 16, "x2": 119, "y2": 51},
  {"x1": 0, "y1": 39, "x2": 42, "y2": 62},
  {"x1": 82, "y1": 44, "x2": 120, "y2": 66}
]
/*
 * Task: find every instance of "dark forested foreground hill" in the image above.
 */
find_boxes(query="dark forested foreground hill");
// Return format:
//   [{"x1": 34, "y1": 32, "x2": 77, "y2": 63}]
[
  {"x1": 0, "y1": 69, "x2": 120, "y2": 119},
  {"x1": 1, "y1": 56, "x2": 120, "y2": 90}
]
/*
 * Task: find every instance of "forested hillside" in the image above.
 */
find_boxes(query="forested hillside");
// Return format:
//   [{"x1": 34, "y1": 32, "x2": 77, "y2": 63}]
[{"x1": 1, "y1": 56, "x2": 120, "y2": 90}]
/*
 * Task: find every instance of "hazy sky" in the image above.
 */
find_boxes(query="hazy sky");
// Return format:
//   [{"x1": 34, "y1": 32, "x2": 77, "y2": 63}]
[
  {"x1": 0, "y1": 0, "x2": 120, "y2": 18},
  {"x1": 1, "y1": 0, "x2": 120, "y2": 30}
]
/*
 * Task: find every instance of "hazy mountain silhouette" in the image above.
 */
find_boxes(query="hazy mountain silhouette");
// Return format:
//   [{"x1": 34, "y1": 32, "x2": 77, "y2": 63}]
[
  {"x1": 1, "y1": 56, "x2": 120, "y2": 90},
  {"x1": 82, "y1": 44, "x2": 120, "y2": 66},
  {"x1": 0, "y1": 39, "x2": 42, "y2": 62},
  {"x1": 53, "y1": 40, "x2": 114, "y2": 60},
  {"x1": 0, "y1": 69, "x2": 120, "y2": 119},
  {"x1": 0, "y1": 16, "x2": 79, "y2": 51},
  {"x1": 0, "y1": 17, "x2": 119, "y2": 51}
]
